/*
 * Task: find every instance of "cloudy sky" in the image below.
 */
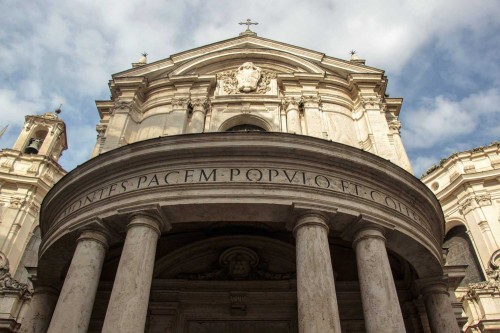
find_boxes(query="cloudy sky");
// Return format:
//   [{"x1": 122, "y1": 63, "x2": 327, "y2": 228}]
[{"x1": 0, "y1": 0, "x2": 499, "y2": 176}]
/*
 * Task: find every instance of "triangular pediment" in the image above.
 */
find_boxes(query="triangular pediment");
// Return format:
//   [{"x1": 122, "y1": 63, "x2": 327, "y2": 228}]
[{"x1": 113, "y1": 34, "x2": 383, "y2": 81}]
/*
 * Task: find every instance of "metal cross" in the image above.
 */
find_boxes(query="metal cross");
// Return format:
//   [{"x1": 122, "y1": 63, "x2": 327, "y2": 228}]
[{"x1": 239, "y1": 19, "x2": 258, "y2": 34}]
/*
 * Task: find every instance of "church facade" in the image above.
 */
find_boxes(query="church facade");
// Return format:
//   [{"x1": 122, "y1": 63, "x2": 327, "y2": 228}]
[
  {"x1": 422, "y1": 143, "x2": 500, "y2": 333},
  {"x1": 11, "y1": 30, "x2": 465, "y2": 333}
]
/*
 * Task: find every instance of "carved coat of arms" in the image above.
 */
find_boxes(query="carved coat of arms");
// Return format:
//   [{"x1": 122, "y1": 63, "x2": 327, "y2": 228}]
[
  {"x1": 235, "y1": 62, "x2": 261, "y2": 92},
  {"x1": 218, "y1": 62, "x2": 276, "y2": 94}
]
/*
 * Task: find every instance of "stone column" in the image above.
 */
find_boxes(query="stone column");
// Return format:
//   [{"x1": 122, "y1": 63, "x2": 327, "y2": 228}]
[
  {"x1": 101, "y1": 213, "x2": 162, "y2": 333},
  {"x1": 188, "y1": 98, "x2": 207, "y2": 133},
  {"x1": 19, "y1": 286, "x2": 58, "y2": 333},
  {"x1": 293, "y1": 212, "x2": 342, "y2": 333},
  {"x1": 421, "y1": 281, "x2": 461, "y2": 333},
  {"x1": 352, "y1": 225, "x2": 406, "y2": 333},
  {"x1": 301, "y1": 95, "x2": 323, "y2": 138},
  {"x1": 285, "y1": 98, "x2": 302, "y2": 134},
  {"x1": 47, "y1": 229, "x2": 109, "y2": 333}
]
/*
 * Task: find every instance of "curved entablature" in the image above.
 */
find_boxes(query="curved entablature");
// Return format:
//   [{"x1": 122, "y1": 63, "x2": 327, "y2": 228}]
[
  {"x1": 40, "y1": 133, "x2": 444, "y2": 282},
  {"x1": 170, "y1": 48, "x2": 326, "y2": 76}
]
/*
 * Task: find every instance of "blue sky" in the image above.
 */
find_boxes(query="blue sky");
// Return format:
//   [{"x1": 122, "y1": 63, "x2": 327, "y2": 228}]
[{"x1": 0, "y1": 0, "x2": 499, "y2": 176}]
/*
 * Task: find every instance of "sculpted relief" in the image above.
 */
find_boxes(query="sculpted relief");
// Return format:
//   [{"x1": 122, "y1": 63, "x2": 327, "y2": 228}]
[
  {"x1": 236, "y1": 62, "x2": 261, "y2": 92},
  {"x1": 218, "y1": 62, "x2": 276, "y2": 94}
]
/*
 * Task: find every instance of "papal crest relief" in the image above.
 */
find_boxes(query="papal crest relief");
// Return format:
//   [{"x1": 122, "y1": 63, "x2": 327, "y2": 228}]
[{"x1": 218, "y1": 62, "x2": 276, "y2": 94}]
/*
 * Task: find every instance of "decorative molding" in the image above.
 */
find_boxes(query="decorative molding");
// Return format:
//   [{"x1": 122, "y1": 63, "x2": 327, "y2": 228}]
[
  {"x1": 463, "y1": 164, "x2": 476, "y2": 173},
  {"x1": 96, "y1": 124, "x2": 107, "y2": 139},
  {"x1": 111, "y1": 100, "x2": 141, "y2": 117},
  {"x1": 475, "y1": 194, "x2": 492, "y2": 206},
  {"x1": 300, "y1": 95, "x2": 321, "y2": 107},
  {"x1": 458, "y1": 197, "x2": 474, "y2": 215},
  {"x1": 281, "y1": 97, "x2": 302, "y2": 113},
  {"x1": 361, "y1": 96, "x2": 383, "y2": 109},
  {"x1": 230, "y1": 291, "x2": 247, "y2": 315},
  {"x1": 10, "y1": 197, "x2": 25, "y2": 209},
  {"x1": 388, "y1": 120, "x2": 401, "y2": 132},
  {"x1": 177, "y1": 246, "x2": 295, "y2": 281},
  {"x1": 190, "y1": 98, "x2": 211, "y2": 114},
  {"x1": 171, "y1": 97, "x2": 191, "y2": 109},
  {"x1": 0, "y1": 252, "x2": 32, "y2": 298},
  {"x1": 466, "y1": 268, "x2": 499, "y2": 296}
]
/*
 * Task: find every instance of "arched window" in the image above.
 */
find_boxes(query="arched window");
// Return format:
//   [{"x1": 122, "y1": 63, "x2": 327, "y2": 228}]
[
  {"x1": 24, "y1": 127, "x2": 48, "y2": 154},
  {"x1": 443, "y1": 225, "x2": 484, "y2": 286},
  {"x1": 225, "y1": 124, "x2": 266, "y2": 132}
]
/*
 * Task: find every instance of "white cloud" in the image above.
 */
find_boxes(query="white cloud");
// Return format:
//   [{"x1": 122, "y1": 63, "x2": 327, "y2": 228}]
[
  {"x1": 403, "y1": 89, "x2": 500, "y2": 149},
  {"x1": 0, "y1": 0, "x2": 499, "y2": 171}
]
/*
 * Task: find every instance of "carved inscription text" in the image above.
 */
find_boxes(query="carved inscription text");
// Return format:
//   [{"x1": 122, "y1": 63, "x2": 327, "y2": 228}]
[{"x1": 59, "y1": 167, "x2": 426, "y2": 229}]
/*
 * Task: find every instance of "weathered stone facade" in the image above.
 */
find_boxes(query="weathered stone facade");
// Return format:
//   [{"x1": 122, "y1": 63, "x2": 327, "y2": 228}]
[
  {"x1": 14, "y1": 32, "x2": 462, "y2": 333},
  {"x1": 0, "y1": 111, "x2": 67, "y2": 331},
  {"x1": 423, "y1": 142, "x2": 500, "y2": 332}
]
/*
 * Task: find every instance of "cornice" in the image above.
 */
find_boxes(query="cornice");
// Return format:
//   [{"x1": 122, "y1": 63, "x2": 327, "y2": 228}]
[{"x1": 421, "y1": 141, "x2": 500, "y2": 180}]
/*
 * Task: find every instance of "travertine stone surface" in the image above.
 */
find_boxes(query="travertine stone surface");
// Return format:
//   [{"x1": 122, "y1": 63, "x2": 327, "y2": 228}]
[
  {"x1": 422, "y1": 282, "x2": 461, "y2": 333},
  {"x1": 353, "y1": 225, "x2": 406, "y2": 333},
  {"x1": 101, "y1": 214, "x2": 161, "y2": 333},
  {"x1": 47, "y1": 230, "x2": 108, "y2": 333},
  {"x1": 285, "y1": 102, "x2": 301, "y2": 134},
  {"x1": 18, "y1": 286, "x2": 58, "y2": 333},
  {"x1": 293, "y1": 213, "x2": 342, "y2": 333}
]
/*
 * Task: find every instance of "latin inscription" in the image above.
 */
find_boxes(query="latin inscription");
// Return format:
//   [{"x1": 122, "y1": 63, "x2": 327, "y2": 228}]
[{"x1": 59, "y1": 167, "x2": 426, "y2": 228}]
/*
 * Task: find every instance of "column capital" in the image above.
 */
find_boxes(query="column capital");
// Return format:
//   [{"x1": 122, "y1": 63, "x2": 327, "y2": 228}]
[
  {"x1": 117, "y1": 204, "x2": 172, "y2": 236},
  {"x1": 352, "y1": 223, "x2": 387, "y2": 248},
  {"x1": 416, "y1": 276, "x2": 450, "y2": 296},
  {"x1": 290, "y1": 211, "x2": 329, "y2": 236},
  {"x1": 127, "y1": 213, "x2": 164, "y2": 237},
  {"x1": 77, "y1": 229, "x2": 110, "y2": 249}
]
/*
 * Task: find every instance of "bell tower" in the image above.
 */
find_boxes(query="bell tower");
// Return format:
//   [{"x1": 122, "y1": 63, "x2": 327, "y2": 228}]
[
  {"x1": 0, "y1": 109, "x2": 67, "y2": 278},
  {"x1": 0, "y1": 109, "x2": 67, "y2": 330},
  {"x1": 11, "y1": 108, "x2": 67, "y2": 161}
]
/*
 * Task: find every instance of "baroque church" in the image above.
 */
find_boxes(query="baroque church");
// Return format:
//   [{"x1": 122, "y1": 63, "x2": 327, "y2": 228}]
[{"x1": 0, "y1": 25, "x2": 498, "y2": 333}]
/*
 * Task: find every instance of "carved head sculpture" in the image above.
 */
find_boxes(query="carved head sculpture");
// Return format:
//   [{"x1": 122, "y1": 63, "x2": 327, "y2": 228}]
[
  {"x1": 235, "y1": 62, "x2": 261, "y2": 93},
  {"x1": 220, "y1": 246, "x2": 259, "y2": 280}
]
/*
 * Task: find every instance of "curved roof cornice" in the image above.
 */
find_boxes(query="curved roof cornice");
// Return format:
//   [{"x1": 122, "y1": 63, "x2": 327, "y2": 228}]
[{"x1": 113, "y1": 35, "x2": 383, "y2": 79}]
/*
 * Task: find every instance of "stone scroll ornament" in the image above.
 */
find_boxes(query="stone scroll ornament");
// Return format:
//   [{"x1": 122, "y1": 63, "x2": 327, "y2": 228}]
[
  {"x1": 0, "y1": 252, "x2": 31, "y2": 297},
  {"x1": 218, "y1": 62, "x2": 276, "y2": 94},
  {"x1": 177, "y1": 246, "x2": 295, "y2": 281}
]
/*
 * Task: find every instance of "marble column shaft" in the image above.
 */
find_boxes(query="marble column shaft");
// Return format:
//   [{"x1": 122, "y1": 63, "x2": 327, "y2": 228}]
[
  {"x1": 19, "y1": 286, "x2": 58, "y2": 333},
  {"x1": 422, "y1": 282, "x2": 461, "y2": 333},
  {"x1": 353, "y1": 226, "x2": 406, "y2": 333},
  {"x1": 189, "y1": 107, "x2": 206, "y2": 133},
  {"x1": 294, "y1": 213, "x2": 342, "y2": 333},
  {"x1": 47, "y1": 229, "x2": 109, "y2": 333},
  {"x1": 286, "y1": 103, "x2": 302, "y2": 134},
  {"x1": 101, "y1": 214, "x2": 161, "y2": 333}
]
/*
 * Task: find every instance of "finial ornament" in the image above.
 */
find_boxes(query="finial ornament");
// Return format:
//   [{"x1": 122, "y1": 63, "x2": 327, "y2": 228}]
[
  {"x1": 55, "y1": 104, "x2": 62, "y2": 115},
  {"x1": 239, "y1": 19, "x2": 258, "y2": 36},
  {"x1": 350, "y1": 49, "x2": 360, "y2": 61}
]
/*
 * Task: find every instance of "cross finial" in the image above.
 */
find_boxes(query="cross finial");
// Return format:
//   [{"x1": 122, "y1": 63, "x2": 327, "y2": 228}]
[{"x1": 239, "y1": 18, "x2": 258, "y2": 36}]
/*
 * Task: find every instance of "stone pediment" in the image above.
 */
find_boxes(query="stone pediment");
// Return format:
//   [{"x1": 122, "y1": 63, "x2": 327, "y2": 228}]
[{"x1": 113, "y1": 35, "x2": 383, "y2": 81}]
